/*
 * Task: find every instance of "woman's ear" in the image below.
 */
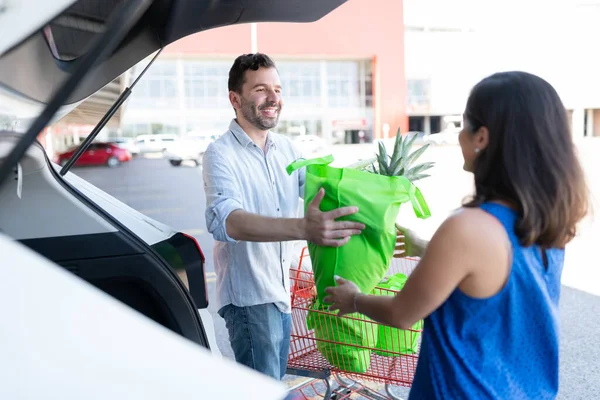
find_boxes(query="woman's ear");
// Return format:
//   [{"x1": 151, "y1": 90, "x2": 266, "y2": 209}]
[{"x1": 475, "y1": 126, "x2": 489, "y2": 150}]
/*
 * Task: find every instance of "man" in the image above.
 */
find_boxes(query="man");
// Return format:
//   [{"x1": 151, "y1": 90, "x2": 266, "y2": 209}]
[{"x1": 202, "y1": 53, "x2": 364, "y2": 380}]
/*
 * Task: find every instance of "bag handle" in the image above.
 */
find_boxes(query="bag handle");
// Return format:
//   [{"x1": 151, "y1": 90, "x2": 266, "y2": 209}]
[
  {"x1": 408, "y1": 183, "x2": 431, "y2": 219},
  {"x1": 286, "y1": 154, "x2": 431, "y2": 220},
  {"x1": 286, "y1": 154, "x2": 334, "y2": 175}
]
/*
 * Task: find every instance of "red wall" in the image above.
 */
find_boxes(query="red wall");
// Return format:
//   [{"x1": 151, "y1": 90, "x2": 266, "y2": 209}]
[{"x1": 165, "y1": 0, "x2": 407, "y2": 137}]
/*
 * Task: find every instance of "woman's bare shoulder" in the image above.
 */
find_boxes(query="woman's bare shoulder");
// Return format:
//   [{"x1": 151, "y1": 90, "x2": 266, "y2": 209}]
[{"x1": 433, "y1": 206, "x2": 510, "y2": 258}]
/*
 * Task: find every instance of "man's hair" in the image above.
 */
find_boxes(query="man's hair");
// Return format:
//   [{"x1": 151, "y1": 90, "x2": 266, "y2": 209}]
[
  {"x1": 463, "y1": 71, "x2": 589, "y2": 248},
  {"x1": 228, "y1": 53, "x2": 277, "y2": 94}
]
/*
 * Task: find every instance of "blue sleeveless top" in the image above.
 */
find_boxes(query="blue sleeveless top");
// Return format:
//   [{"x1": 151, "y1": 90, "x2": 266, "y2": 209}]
[{"x1": 409, "y1": 203, "x2": 564, "y2": 400}]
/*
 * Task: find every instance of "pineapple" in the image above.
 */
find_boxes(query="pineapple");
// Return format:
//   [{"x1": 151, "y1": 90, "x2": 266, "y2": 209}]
[{"x1": 349, "y1": 128, "x2": 434, "y2": 182}]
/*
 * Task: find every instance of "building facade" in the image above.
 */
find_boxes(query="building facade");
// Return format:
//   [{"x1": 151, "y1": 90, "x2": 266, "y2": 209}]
[
  {"x1": 403, "y1": 0, "x2": 600, "y2": 138},
  {"x1": 121, "y1": 0, "x2": 407, "y2": 144}
]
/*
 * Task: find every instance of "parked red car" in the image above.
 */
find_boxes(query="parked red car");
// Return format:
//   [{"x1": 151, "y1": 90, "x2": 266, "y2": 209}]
[{"x1": 55, "y1": 142, "x2": 132, "y2": 167}]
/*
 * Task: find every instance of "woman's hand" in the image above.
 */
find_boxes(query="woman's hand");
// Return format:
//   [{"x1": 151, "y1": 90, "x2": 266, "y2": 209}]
[
  {"x1": 323, "y1": 276, "x2": 361, "y2": 317},
  {"x1": 394, "y1": 226, "x2": 407, "y2": 258},
  {"x1": 395, "y1": 224, "x2": 428, "y2": 258}
]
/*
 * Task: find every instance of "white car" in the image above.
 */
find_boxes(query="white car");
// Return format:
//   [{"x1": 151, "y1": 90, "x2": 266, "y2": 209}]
[
  {"x1": 426, "y1": 129, "x2": 460, "y2": 145},
  {"x1": 135, "y1": 134, "x2": 179, "y2": 154},
  {"x1": 0, "y1": 0, "x2": 347, "y2": 397},
  {"x1": 292, "y1": 134, "x2": 329, "y2": 156},
  {"x1": 164, "y1": 134, "x2": 217, "y2": 167},
  {"x1": 109, "y1": 137, "x2": 141, "y2": 156}
]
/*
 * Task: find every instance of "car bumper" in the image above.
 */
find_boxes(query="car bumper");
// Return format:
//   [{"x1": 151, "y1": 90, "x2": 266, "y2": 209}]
[{"x1": 165, "y1": 152, "x2": 204, "y2": 161}]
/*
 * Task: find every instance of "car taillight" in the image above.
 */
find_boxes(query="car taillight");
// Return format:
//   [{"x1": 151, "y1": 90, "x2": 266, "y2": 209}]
[
  {"x1": 182, "y1": 233, "x2": 208, "y2": 308},
  {"x1": 183, "y1": 233, "x2": 205, "y2": 262},
  {"x1": 152, "y1": 233, "x2": 209, "y2": 309}
]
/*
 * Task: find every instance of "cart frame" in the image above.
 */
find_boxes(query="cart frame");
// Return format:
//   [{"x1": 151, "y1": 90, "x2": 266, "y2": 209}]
[{"x1": 286, "y1": 247, "x2": 423, "y2": 400}]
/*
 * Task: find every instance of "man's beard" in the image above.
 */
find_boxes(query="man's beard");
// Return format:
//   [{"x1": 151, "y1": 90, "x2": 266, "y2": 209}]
[{"x1": 239, "y1": 96, "x2": 280, "y2": 131}]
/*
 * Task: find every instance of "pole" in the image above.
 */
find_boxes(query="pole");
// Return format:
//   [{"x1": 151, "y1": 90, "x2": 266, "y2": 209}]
[{"x1": 251, "y1": 23, "x2": 258, "y2": 53}]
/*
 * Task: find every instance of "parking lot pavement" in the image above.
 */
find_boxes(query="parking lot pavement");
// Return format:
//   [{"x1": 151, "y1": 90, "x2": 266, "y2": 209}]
[{"x1": 72, "y1": 144, "x2": 600, "y2": 399}]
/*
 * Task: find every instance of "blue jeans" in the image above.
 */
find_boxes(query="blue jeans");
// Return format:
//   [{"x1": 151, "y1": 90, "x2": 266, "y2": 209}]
[{"x1": 218, "y1": 303, "x2": 291, "y2": 380}]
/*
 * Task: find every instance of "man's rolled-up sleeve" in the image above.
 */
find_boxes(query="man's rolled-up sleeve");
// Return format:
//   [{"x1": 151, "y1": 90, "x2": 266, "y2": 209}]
[
  {"x1": 202, "y1": 149, "x2": 243, "y2": 243},
  {"x1": 292, "y1": 143, "x2": 306, "y2": 200},
  {"x1": 298, "y1": 162, "x2": 306, "y2": 200}
]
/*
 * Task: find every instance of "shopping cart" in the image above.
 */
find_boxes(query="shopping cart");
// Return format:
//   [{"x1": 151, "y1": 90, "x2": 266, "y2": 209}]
[{"x1": 286, "y1": 247, "x2": 423, "y2": 400}]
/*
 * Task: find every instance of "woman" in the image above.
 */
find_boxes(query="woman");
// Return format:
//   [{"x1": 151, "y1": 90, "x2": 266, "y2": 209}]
[{"x1": 324, "y1": 71, "x2": 589, "y2": 399}]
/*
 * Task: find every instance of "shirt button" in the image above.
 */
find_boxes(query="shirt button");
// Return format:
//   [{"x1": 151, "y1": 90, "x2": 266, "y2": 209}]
[{"x1": 277, "y1": 208, "x2": 280, "y2": 211}]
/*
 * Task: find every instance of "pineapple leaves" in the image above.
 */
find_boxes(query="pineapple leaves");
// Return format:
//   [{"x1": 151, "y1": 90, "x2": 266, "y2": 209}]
[
  {"x1": 349, "y1": 128, "x2": 435, "y2": 184},
  {"x1": 388, "y1": 132, "x2": 421, "y2": 176},
  {"x1": 401, "y1": 132, "x2": 419, "y2": 162},
  {"x1": 377, "y1": 141, "x2": 390, "y2": 175},
  {"x1": 404, "y1": 161, "x2": 435, "y2": 180},
  {"x1": 404, "y1": 142, "x2": 430, "y2": 167},
  {"x1": 408, "y1": 173, "x2": 431, "y2": 182},
  {"x1": 389, "y1": 128, "x2": 404, "y2": 166}
]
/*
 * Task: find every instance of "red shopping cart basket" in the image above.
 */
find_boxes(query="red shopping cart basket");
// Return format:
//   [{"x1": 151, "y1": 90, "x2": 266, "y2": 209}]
[{"x1": 287, "y1": 247, "x2": 423, "y2": 399}]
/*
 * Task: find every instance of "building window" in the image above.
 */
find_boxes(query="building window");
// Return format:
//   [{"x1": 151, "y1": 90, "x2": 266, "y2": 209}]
[
  {"x1": 122, "y1": 123, "x2": 150, "y2": 136},
  {"x1": 407, "y1": 79, "x2": 431, "y2": 107},
  {"x1": 183, "y1": 61, "x2": 231, "y2": 109},
  {"x1": 276, "y1": 119, "x2": 323, "y2": 138},
  {"x1": 277, "y1": 61, "x2": 321, "y2": 107},
  {"x1": 326, "y1": 61, "x2": 361, "y2": 108},
  {"x1": 122, "y1": 123, "x2": 179, "y2": 137},
  {"x1": 363, "y1": 60, "x2": 373, "y2": 108},
  {"x1": 128, "y1": 61, "x2": 178, "y2": 109}
]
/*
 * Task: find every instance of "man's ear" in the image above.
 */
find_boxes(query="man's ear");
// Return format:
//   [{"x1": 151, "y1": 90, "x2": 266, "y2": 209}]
[{"x1": 229, "y1": 91, "x2": 241, "y2": 111}]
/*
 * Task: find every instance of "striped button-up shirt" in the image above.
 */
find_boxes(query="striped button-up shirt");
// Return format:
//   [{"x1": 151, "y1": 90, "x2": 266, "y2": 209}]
[{"x1": 202, "y1": 119, "x2": 305, "y2": 314}]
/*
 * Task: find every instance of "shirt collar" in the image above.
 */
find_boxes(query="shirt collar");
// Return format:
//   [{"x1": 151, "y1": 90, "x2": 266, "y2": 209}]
[{"x1": 229, "y1": 119, "x2": 276, "y2": 150}]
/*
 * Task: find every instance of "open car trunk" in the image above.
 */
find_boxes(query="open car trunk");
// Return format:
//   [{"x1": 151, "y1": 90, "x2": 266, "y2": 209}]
[
  {"x1": 0, "y1": 0, "x2": 347, "y2": 129},
  {"x1": 0, "y1": 0, "x2": 347, "y2": 358}
]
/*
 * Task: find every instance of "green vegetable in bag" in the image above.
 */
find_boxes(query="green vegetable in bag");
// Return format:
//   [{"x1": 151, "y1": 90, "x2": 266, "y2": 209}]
[
  {"x1": 371, "y1": 273, "x2": 423, "y2": 356},
  {"x1": 307, "y1": 298, "x2": 378, "y2": 373},
  {"x1": 286, "y1": 154, "x2": 431, "y2": 304}
]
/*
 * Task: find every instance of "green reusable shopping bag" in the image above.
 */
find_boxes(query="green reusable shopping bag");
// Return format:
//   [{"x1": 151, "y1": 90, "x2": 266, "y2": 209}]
[
  {"x1": 286, "y1": 154, "x2": 430, "y2": 303},
  {"x1": 371, "y1": 273, "x2": 423, "y2": 356},
  {"x1": 306, "y1": 298, "x2": 378, "y2": 373}
]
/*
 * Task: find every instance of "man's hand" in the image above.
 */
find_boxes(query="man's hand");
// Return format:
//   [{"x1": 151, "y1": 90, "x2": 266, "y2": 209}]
[{"x1": 303, "y1": 188, "x2": 365, "y2": 247}]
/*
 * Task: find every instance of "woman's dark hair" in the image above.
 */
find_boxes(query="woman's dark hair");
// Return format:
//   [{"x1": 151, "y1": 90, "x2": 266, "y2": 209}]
[
  {"x1": 228, "y1": 53, "x2": 277, "y2": 94},
  {"x1": 463, "y1": 71, "x2": 588, "y2": 248}
]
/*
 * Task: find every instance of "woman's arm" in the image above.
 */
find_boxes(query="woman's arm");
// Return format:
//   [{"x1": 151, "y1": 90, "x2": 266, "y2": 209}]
[{"x1": 325, "y1": 208, "x2": 510, "y2": 329}]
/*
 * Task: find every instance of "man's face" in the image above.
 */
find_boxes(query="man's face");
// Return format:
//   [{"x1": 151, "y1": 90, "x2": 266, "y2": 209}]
[{"x1": 232, "y1": 66, "x2": 283, "y2": 131}]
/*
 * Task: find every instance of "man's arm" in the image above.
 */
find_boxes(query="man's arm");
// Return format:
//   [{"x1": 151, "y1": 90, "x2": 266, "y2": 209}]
[
  {"x1": 227, "y1": 188, "x2": 364, "y2": 246},
  {"x1": 203, "y1": 149, "x2": 364, "y2": 246},
  {"x1": 225, "y1": 211, "x2": 304, "y2": 242},
  {"x1": 202, "y1": 148, "x2": 244, "y2": 243}
]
